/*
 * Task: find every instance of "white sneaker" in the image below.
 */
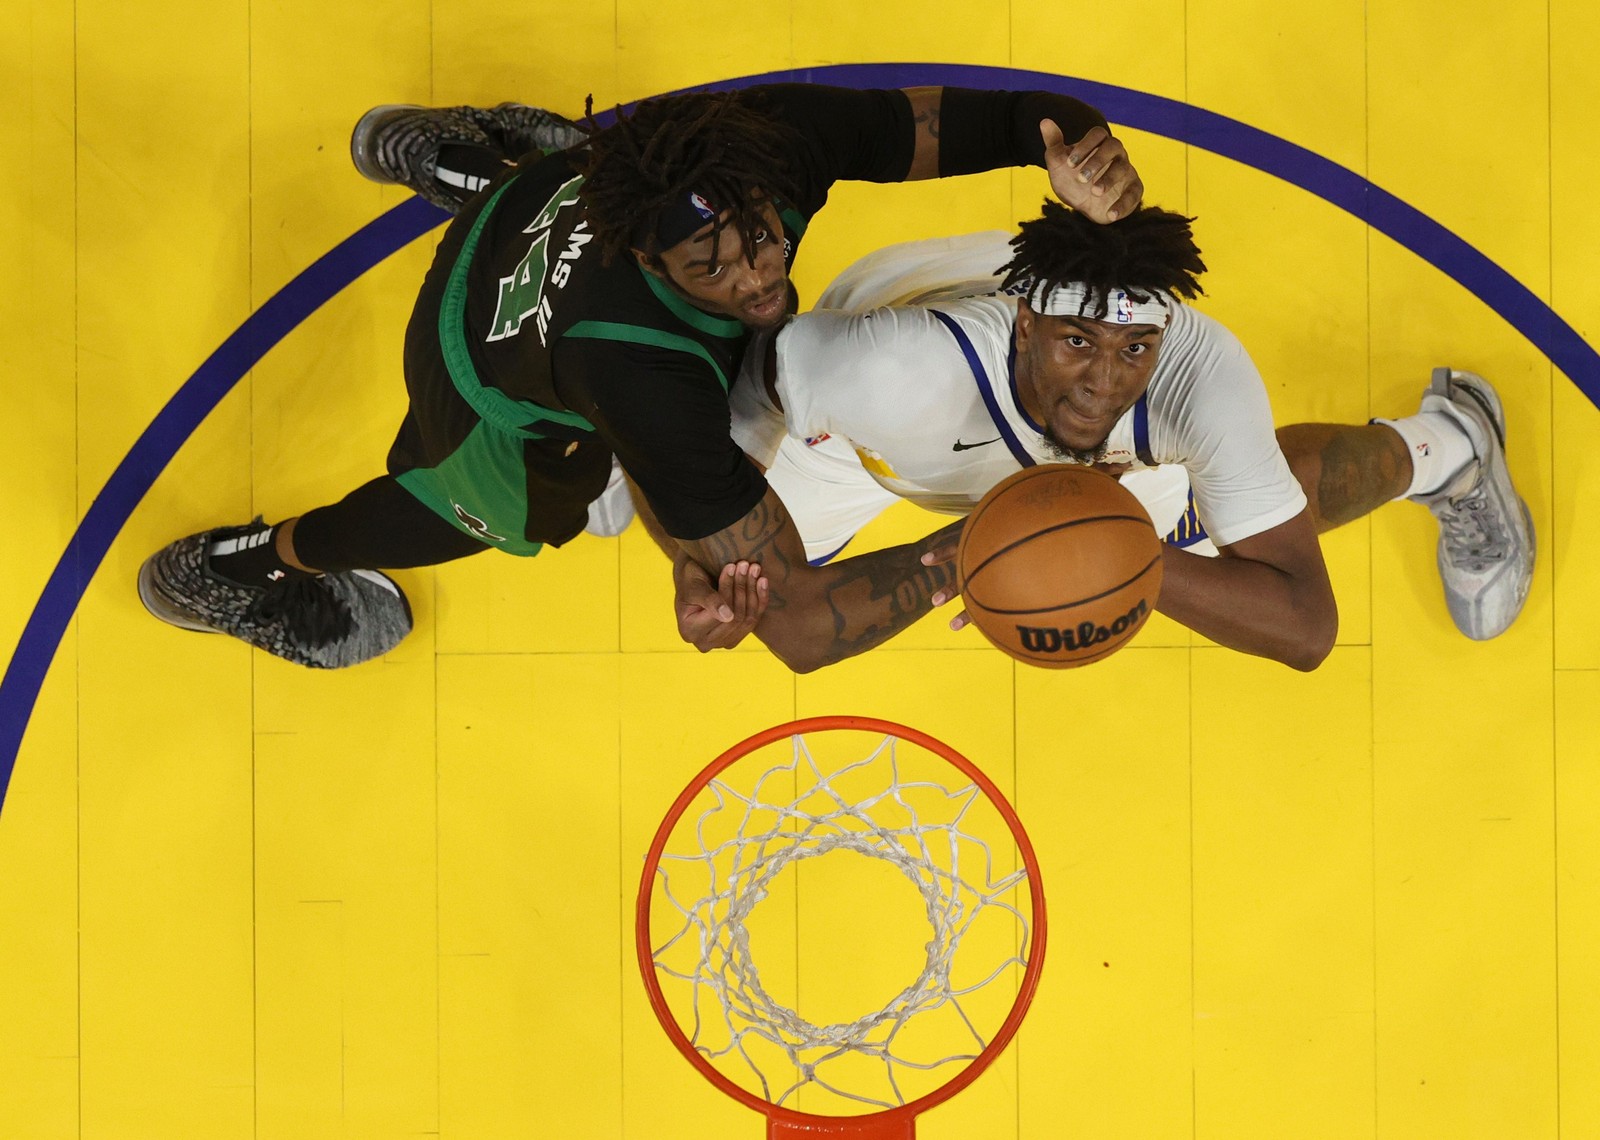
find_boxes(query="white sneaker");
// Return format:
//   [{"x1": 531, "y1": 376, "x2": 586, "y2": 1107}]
[
  {"x1": 1408, "y1": 368, "x2": 1535, "y2": 640},
  {"x1": 585, "y1": 458, "x2": 636, "y2": 538}
]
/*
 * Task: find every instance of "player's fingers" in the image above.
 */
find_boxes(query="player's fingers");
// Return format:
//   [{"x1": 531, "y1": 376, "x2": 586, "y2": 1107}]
[
  {"x1": 733, "y1": 562, "x2": 767, "y2": 623},
  {"x1": 1052, "y1": 121, "x2": 1108, "y2": 170},
  {"x1": 1080, "y1": 138, "x2": 1128, "y2": 188},
  {"x1": 707, "y1": 563, "x2": 739, "y2": 623},
  {"x1": 1107, "y1": 176, "x2": 1144, "y2": 221},
  {"x1": 948, "y1": 608, "x2": 972, "y2": 632},
  {"x1": 920, "y1": 539, "x2": 959, "y2": 569}
]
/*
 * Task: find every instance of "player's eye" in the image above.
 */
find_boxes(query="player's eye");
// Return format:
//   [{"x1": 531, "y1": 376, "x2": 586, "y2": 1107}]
[
  {"x1": 1125, "y1": 342, "x2": 1148, "y2": 355},
  {"x1": 1065, "y1": 335, "x2": 1089, "y2": 348},
  {"x1": 703, "y1": 263, "x2": 724, "y2": 279},
  {"x1": 753, "y1": 228, "x2": 769, "y2": 244}
]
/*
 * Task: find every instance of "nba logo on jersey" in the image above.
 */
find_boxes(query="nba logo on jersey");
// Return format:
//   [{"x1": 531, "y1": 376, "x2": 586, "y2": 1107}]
[
  {"x1": 1114, "y1": 290, "x2": 1136, "y2": 323},
  {"x1": 689, "y1": 192, "x2": 717, "y2": 220}
]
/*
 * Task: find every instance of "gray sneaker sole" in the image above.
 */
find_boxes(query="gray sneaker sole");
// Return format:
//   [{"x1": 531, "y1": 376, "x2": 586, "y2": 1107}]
[
  {"x1": 350, "y1": 104, "x2": 421, "y2": 183},
  {"x1": 137, "y1": 550, "x2": 219, "y2": 633}
]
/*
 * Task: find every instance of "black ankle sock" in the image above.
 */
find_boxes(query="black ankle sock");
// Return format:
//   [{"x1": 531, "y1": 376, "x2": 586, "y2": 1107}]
[{"x1": 207, "y1": 525, "x2": 317, "y2": 587}]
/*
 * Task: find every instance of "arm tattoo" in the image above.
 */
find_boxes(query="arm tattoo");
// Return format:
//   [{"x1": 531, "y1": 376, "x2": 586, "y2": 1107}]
[
  {"x1": 915, "y1": 106, "x2": 942, "y2": 141},
  {"x1": 684, "y1": 495, "x2": 803, "y2": 610},
  {"x1": 813, "y1": 541, "x2": 956, "y2": 667},
  {"x1": 686, "y1": 499, "x2": 960, "y2": 669}
]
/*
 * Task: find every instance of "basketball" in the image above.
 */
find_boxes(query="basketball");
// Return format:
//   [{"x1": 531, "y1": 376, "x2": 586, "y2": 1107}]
[{"x1": 956, "y1": 465, "x2": 1164, "y2": 668}]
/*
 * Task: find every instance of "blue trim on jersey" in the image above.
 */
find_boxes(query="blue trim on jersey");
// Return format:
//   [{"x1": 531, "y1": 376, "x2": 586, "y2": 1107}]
[
  {"x1": 1133, "y1": 396, "x2": 1155, "y2": 466},
  {"x1": 928, "y1": 308, "x2": 1036, "y2": 470},
  {"x1": 807, "y1": 539, "x2": 851, "y2": 567},
  {"x1": 1005, "y1": 332, "x2": 1043, "y2": 438}
]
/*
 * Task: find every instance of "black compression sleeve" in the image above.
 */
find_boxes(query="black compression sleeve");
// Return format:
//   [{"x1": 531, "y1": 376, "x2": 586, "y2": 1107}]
[{"x1": 935, "y1": 88, "x2": 1110, "y2": 177}]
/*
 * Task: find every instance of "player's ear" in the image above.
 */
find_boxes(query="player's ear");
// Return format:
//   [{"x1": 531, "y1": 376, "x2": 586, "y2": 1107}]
[
  {"x1": 1014, "y1": 298, "x2": 1036, "y2": 350},
  {"x1": 633, "y1": 250, "x2": 666, "y2": 278}
]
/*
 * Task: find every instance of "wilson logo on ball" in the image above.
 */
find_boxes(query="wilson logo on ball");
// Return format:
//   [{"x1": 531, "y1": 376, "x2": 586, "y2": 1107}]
[
  {"x1": 1016, "y1": 597, "x2": 1151, "y2": 655},
  {"x1": 956, "y1": 465, "x2": 1164, "y2": 669}
]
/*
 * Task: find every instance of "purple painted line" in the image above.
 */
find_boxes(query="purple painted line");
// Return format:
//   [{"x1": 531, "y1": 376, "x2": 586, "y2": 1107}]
[
  {"x1": 0, "y1": 64, "x2": 1592, "y2": 816},
  {"x1": 0, "y1": 196, "x2": 447, "y2": 790}
]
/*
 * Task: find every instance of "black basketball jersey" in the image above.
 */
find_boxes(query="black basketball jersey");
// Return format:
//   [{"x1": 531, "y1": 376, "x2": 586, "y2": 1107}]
[{"x1": 434, "y1": 84, "x2": 917, "y2": 541}]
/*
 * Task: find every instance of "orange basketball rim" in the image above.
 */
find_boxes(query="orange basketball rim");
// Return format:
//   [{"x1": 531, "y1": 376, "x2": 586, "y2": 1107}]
[{"x1": 635, "y1": 716, "x2": 1049, "y2": 1139}]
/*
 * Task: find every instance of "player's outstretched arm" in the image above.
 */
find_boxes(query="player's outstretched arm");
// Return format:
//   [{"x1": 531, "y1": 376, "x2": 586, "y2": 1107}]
[
  {"x1": 1154, "y1": 507, "x2": 1338, "y2": 672},
  {"x1": 898, "y1": 87, "x2": 1143, "y2": 223},
  {"x1": 677, "y1": 487, "x2": 961, "y2": 674}
]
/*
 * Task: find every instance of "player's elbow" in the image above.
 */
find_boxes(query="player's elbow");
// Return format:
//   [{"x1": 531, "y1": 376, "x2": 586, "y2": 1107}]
[
  {"x1": 1281, "y1": 599, "x2": 1338, "y2": 672},
  {"x1": 760, "y1": 636, "x2": 828, "y2": 674},
  {"x1": 752, "y1": 615, "x2": 826, "y2": 674}
]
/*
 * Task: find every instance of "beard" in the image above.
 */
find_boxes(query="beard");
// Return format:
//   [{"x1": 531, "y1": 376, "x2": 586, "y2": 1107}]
[{"x1": 1041, "y1": 429, "x2": 1110, "y2": 466}]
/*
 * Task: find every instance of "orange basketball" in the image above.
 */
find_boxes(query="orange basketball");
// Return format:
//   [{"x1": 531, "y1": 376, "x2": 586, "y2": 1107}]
[{"x1": 956, "y1": 465, "x2": 1165, "y2": 669}]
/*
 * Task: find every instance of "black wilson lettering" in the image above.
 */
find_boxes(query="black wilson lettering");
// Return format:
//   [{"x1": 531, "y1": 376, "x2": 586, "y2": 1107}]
[{"x1": 1017, "y1": 597, "x2": 1149, "y2": 654}]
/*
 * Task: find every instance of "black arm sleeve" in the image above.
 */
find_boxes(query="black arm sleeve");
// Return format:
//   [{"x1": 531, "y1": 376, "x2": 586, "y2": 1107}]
[
  {"x1": 751, "y1": 84, "x2": 919, "y2": 214},
  {"x1": 935, "y1": 88, "x2": 1110, "y2": 177}
]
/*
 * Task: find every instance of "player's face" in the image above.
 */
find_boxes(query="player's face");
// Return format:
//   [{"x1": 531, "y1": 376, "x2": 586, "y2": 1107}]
[
  {"x1": 648, "y1": 200, "x2": 792, "y2": 330},
  {"x1": 1015, "y1": 304, "x2": 1164, "y2": 458}
]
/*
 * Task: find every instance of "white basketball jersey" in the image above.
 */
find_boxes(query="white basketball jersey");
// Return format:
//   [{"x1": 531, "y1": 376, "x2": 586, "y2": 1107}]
[{"x1": 730, "y1": 232, "x2": 1305, "y2": 561}]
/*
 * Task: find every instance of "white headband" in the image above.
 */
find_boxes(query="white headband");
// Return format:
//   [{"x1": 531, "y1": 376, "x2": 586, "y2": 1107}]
[{"x1": 1027, "y1": 282, "x2": 1170, "y2": 328}]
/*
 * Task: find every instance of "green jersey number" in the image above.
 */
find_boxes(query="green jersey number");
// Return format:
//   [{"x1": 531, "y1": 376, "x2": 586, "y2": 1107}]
[{"x1": 486, "y1": 173, "x2": 584, "y2": 343}]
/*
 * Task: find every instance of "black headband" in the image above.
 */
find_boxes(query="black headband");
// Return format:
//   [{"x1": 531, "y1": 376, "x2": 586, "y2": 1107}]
[{"x1": 629, "y1": 190, "x2": 723, "y2": 254}]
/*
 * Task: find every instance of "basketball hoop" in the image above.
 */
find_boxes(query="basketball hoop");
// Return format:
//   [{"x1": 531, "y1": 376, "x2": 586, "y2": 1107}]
[{"x1": 636, "y1": 716, "x2": 1047, "y2": 1139}]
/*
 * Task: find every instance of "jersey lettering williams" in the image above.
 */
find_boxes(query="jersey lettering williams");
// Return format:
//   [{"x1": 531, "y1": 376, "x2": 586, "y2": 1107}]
[{"x1": 485, "y1": 174, "x2": 588, "y2": 344}]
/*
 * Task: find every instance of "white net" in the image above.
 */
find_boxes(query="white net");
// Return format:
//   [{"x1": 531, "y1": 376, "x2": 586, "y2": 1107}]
[{"x1": 646, "y1": 728, "x2": 1037, "y2": 1114}]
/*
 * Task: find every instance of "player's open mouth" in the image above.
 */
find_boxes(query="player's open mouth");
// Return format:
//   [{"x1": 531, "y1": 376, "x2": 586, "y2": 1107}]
[{"x1": 744, "y1": 290, "x2": 787, "y2": 320}]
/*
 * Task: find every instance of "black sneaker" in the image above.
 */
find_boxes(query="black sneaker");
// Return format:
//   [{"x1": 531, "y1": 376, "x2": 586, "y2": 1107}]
[
  {"x1": 137, "y1": 521, "x2": 413, "y2": 669},
  {"x1": 350, "y1": 102, "x2": 588, "y2": 210}
]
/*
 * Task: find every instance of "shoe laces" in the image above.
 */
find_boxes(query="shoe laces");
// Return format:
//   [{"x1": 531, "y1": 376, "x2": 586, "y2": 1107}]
[
  {"x1": 1438, "y1": 478, "x2": 1507, "y2": 570},
  {"x1": 247, "y1": 576, "x2": 354, "y2": 649}
]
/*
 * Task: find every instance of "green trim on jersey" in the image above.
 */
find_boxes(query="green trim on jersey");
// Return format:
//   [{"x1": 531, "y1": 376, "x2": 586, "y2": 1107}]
[
  {"x1": 395, "y1": 421, "x2": 546, "y2": 558},
  {"x1": 438, "y1": 175, "x2": 597, "y2": 439},
  {"x1": 563, "y1": 320, "x2": 732, "y2": 394},
  {"x1": 636, "y1": 265, "x2": 745, "y2": 338}
]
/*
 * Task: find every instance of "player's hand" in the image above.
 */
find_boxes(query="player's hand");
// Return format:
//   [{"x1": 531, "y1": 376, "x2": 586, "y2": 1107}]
[
  {"x1": 1042, "y1": 120, "x2": 1143, "y2": 224},
  {"x1": 920, "y1": 536, "x2": 973, "y2": 632},
  {"x1": 674, "y1": 555, "x2": 769, "y2": 652}
]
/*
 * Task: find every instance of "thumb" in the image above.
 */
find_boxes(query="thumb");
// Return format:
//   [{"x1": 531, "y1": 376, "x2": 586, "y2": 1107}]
[{"x1": 1039, "y1": 117, "x2": 1066, "y2": 155}]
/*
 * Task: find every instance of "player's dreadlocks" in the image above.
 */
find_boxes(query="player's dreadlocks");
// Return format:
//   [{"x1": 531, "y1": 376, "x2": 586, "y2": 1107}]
[
  {"x1": 576, "y1": 91, "x2": 799, "y2": 267},
  {"x1": 999, "y1": 201, "x2": 1207, "y2": 317}
]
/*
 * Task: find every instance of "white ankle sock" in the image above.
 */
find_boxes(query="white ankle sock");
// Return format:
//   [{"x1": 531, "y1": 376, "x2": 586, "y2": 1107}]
[{"x1": 1374, "y1": 409, "x2": 1478, "y2": 498}]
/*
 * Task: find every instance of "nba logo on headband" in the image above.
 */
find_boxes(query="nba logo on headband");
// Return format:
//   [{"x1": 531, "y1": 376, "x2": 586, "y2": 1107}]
[
  {"x1": 1114, "y1": 291, "x2": 1135, "y2": 323},
  {"x1": 689, "y1": 192, "x2": 717, "y2": 220}
]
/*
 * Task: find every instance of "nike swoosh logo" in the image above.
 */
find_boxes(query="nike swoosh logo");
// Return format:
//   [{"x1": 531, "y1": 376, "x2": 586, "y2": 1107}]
[{"x1": 951, "y1": 437, "x2": 1001, "y2": 452}]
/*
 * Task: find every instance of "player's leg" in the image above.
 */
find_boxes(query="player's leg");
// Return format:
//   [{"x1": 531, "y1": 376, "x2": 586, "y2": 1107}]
[
  {"x1": 1275, "y1": 421, "x2": 1414, "y2": 532},
  {"x1": 136, "y1": 474, "x2": 480, "y2": 669},
  {"x1": 350, "y1": 102, "x2": 588, "y2": 211},
  {"x1": 1277, "y1": 367, "x2": 1533, "y2": 639}
]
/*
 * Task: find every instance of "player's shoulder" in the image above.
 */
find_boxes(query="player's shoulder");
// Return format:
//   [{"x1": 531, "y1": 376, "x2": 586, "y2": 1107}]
[{"x1": 1150, "y1": 301, "x2": 1261, "y2": 398}]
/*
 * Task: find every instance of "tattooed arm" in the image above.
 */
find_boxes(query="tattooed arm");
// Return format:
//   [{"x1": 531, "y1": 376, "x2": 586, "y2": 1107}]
[{"x1": 673, "y1": 486, "x2": 961, "y2": 674}]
